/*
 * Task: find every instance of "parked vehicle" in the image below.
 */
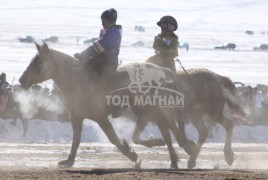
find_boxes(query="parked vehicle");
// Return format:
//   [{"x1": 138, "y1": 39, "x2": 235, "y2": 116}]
[
  {"x1": 83, "y1": 37, "x2": 98, "y2": 44},
  {"x1": 134, "y1": 26, "x2": 145, "y2": 32},
  {"x1": 42, "y1": 36, "x2": 59, "y2": 43},
  {"x1": 18, "y1": 35, "x2": 34, "y2": 43},
  {"x1": 214, "y1": 44, "x2": 225, "y2": 49},
  {"x1": 253, "y1": 44, "x2": 268, "y2": 51},
  {"x1": 245, "y1": 30, "x2": 254, "y2": 35},
  {"x1": 214, "y1": 43, "x2": 236, "y2": 50}
]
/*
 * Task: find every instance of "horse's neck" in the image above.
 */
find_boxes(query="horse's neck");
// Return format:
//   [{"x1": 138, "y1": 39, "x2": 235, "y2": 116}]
[{"x1": 51, "y1": 50, "x2": 83, "y2": 95}]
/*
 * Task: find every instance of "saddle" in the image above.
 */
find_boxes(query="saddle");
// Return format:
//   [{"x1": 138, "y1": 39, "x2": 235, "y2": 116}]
[{"x1": 80, "y1": 55, "x2": 119, "y2": 93}]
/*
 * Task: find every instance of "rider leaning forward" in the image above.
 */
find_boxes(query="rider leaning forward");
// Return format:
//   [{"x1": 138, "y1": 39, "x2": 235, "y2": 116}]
[
  {"x1": 146, "y1": 15, "x2": 179, "y2": 72},
  {"x1": 74, "y1": 8, "x2": 121, "y2": 83}
]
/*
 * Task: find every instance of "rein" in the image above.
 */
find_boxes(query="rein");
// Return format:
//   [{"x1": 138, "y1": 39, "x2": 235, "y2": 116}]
[
  {"x1": 174, "y1": 57, "x2": 199, "y2": 93},
  {"x1": 175, "y1": 57, "x2": 190, "y2": 76}
]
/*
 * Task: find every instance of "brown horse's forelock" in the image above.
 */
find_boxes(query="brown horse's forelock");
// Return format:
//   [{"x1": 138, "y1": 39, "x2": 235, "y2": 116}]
[{"x1": 28, "y1": 53, "x2": 40, "y2": 64}]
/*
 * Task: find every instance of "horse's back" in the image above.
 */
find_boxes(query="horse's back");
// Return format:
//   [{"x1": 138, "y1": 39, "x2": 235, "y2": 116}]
[
  {"x1": 176, "y1": 68, "x2": 236, "y2": 108},
  {"x1": 117, "y1": 62, "x2": 176, "y2": 84}
]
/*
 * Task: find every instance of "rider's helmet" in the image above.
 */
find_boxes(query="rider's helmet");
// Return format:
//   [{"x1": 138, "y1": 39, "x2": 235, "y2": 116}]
[
  {"x1": 101, "y1": 8, "x2": 117, "y2": 23},
  {"x1": 157, "y1": 15, "x2": 178, "y2": 31}
]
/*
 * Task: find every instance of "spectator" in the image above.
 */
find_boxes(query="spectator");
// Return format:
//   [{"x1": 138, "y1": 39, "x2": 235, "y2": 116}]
[
  {"x1": 253, "y1": 89, "x2": 265, "y2": 124},
  {"x1": 0, "y1": 73, "x2": 9, "y2": 95}
]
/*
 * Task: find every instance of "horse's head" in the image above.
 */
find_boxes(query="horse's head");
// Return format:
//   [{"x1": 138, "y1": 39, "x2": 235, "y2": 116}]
[{"x1": 19, "y1": 42, "x2": 53, "y2": 89}]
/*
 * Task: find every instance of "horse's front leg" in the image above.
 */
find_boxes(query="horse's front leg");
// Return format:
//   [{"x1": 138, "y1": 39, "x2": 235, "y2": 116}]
[
  {"x1": 133, "y1": 114, "x2": 177, "y2": 168},
  {"x1": 58, "y1": 114, "x2": 83, "y2": 167},
  {"x1": 98, "y1": 117, "x2": 138, "y2": 163},
  {"x1": 157, "y1": 122, "x2": 178, "y2": 169}
]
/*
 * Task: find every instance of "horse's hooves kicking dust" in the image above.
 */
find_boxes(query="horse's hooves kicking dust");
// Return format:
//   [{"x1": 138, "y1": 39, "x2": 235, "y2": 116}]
[
  {"x1": 224, "y1": 149, "x2": 235, "y2": 166},
  {"x1": 133, "y1": 158, "x2": 142, "y2": 169},
  {"x1": 58, "y1": 159, "x2": 75, "y2": 168}
]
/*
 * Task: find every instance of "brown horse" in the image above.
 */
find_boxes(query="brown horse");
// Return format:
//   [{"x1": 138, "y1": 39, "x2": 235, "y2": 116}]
[
  {"x1": 129, "y1": 68, "x2": 246, "y2": 169},
  {"x1": 19, "y1": 42, "x2": 195, "y2": 168}
]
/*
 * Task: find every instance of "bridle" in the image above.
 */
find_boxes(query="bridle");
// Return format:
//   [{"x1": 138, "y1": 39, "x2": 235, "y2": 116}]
[
  {"x1": 30, "y1": 50, "x2": 55, "y2": 93},
  {"x1": 46, "y1": 50, "x2": 55, "y2": 79}
]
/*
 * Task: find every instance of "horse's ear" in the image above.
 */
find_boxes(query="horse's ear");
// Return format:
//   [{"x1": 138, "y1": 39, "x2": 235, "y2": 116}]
[
  {"x1": 35, "y1": 42, "x2": 41, "y2": 53},
  {"x1": 42, "y1": 42, "x2": 50, "y2": 53},
  {"x1": 43, "y1": 42, "x2": 49, "y2": 50}
]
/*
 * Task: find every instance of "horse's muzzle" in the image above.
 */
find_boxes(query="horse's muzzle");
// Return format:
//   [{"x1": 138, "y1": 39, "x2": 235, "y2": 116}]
[{"x1": 19, "y1": 76, "x2": 29, "y2": 89}]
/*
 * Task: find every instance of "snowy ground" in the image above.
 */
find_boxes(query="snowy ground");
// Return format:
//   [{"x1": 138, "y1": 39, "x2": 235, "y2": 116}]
[
  {"x1": 1, "y1": 118, "x2": 268, "y2": 170},
  {"x1": 1, "y1": 142, "x2": 268, "y2": 170}
]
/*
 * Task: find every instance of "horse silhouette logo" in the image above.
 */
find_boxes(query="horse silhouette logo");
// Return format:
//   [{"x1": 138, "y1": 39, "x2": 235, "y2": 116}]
[{"x1": 117, "y1": 63, "x2": 173, "y2": 95}]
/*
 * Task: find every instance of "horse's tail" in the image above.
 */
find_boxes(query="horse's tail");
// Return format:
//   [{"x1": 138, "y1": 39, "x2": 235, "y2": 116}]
[{"x1": 222, "y1": 76, "x2": 246, "y2": 117}]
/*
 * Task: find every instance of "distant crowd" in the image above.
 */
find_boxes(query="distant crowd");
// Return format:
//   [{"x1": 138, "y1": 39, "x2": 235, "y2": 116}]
[
  {"x1": 0, "y1": 73, "x2": 70, "y2": 122},
  {"x1": 235, "y1": 82, "x2": 268, "y2": 125}
]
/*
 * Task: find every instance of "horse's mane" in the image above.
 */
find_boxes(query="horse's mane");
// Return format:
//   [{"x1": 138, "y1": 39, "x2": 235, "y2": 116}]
[
  {"x1": 51, "y1": 49, "x2": 79, "y2": 67},
  {"x1": 49, "y1": 49, "x2": 92, "y2": 87}
]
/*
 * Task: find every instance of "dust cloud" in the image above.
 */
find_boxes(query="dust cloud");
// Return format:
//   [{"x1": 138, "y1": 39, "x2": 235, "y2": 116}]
[{"x1": 13, "y1": 90, "x2": 64, "y2": 119}]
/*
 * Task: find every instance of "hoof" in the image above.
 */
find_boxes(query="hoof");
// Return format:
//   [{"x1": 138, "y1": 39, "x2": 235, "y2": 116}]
[
  {"x1": 224, "y1": 149, "x2": 235, "y2": 166},
  {"x1": 58, "y1": 159, "x2": 74, "y2": 168},
  {"x1": 122, "y1": 139, "x2": 138, "y2": 162},
  {"x1": 187, "y1": 156, "x2": 196, "y2": 169},
  {"x1": 129, "y1": 151, "x2": 138, "y2": 162},
  {"x1": 133, "y1": 158, "x2": 142, "y2": 169}
]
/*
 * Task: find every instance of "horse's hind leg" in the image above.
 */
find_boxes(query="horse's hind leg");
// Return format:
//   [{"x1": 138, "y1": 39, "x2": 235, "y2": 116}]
[
  {"x1": 217, "y1": 115, "x2": 235, "y2": 166},
  {"x1": 132, "y1": 115, "x2": 176, "y2": 168},
  {"x1": 187, "y1": 115, "x2": 209, "y2": 169},
  {"x1": 98, "y1": 117, "x2": 138, "y2": 163},
  {"x1": 132, "y1": 116, "x2": 165, "y2": 147},
  {"x1": 58, "y1": 114, "x2": 83, "y2": 167}
]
